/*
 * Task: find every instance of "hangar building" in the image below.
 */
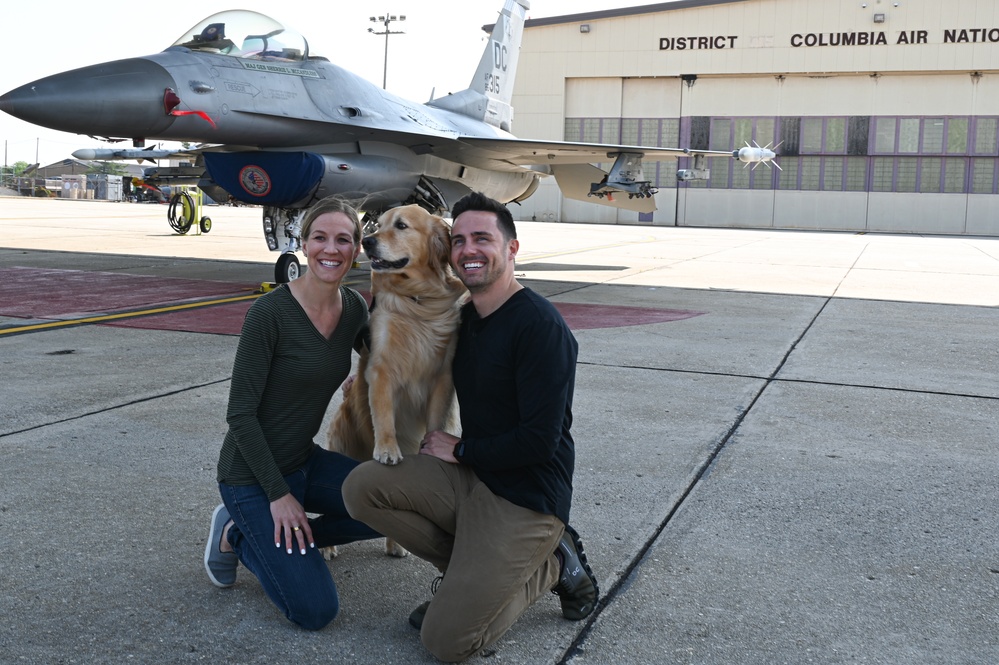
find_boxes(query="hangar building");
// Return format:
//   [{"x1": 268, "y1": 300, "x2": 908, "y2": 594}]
[{"x1": 511, "y1": 0, "x2": 999, "y2": 235}]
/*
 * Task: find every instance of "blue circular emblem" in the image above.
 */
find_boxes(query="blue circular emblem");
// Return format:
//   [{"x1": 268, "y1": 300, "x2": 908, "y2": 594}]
[{"x1": 239, "y1": 165, "x2": 272, "y2": 197}]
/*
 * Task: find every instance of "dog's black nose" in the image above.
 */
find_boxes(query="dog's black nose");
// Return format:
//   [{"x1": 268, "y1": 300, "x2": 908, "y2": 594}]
[{"x1": 362, "y1": 236, "x2": 377, "y2": 251}]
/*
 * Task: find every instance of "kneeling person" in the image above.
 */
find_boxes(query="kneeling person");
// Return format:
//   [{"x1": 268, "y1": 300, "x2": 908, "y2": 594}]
[{"x1": 343, "y1": 192, "x2": 598, "y2": 662}]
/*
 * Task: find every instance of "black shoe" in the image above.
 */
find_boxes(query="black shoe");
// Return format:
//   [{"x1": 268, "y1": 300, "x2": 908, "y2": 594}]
[
  {"x1": 408, "y1": 600, "x2": 430, "y2": 630},
  {"x1": 408, "y1": 575, "x2": 443, "y2": 630},
  {"x1": 552, "y1": 525, "x2": 599, "y2": 620}
]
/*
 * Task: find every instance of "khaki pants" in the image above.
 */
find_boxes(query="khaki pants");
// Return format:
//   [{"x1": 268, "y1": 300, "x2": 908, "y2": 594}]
[{"x1": 343, "y1": 454, "x2": 563, "y2": 662}]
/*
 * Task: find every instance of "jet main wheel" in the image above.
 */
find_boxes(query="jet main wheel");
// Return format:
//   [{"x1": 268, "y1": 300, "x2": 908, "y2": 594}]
[{"x1": 275, "y1": 253, "x2": 301, "y2": 283}]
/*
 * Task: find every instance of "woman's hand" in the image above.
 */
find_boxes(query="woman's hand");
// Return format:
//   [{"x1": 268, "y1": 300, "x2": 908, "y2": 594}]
[{"x1": 270, "y1": 493, "x2": 315, "y2": 555}]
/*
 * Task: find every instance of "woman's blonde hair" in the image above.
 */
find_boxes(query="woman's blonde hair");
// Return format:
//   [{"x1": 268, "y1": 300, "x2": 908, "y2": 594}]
[{"x1": 301, "y1": 196, "x2": 363, "y2": 244}]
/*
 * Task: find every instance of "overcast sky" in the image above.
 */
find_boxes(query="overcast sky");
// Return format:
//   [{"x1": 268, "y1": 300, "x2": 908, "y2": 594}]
[{"x1": 1, "y1": 0, "x2": 658, "y2": 167}]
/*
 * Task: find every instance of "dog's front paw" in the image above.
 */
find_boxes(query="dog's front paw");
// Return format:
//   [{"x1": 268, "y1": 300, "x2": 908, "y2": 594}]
[
  {"x1": 373, "y1": 446, "x2": 404, "y2": 465},
  {"x1": 321, "y1": 545, "x2": 339, "y2": 561},
  {"x1": 385, "y1": 538, "x2": 409, "y2": 558}
]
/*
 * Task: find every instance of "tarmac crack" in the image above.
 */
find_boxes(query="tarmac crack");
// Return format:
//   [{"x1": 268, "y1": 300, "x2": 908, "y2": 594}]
[
  {"x1": 0, "y1": 378, "x2": 231, "y2": 439},
  {"x1": 557, "y1": 297, "x2": 834, "y2": 664}
]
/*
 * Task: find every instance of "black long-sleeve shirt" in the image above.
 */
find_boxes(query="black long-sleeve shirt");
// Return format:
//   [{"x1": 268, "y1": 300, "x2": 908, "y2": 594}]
[{"x1": 452, "y1": 287, "x2": 577, "y2": 525}]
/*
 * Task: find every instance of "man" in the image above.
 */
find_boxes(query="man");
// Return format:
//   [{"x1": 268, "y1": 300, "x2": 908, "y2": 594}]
[{"x1": 343, "y1": 191, "x2": 598, "y2": 662}]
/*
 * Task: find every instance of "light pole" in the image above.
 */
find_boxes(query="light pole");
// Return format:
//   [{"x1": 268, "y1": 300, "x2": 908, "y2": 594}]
[{"x1": 368, "y1": 13, "x2": 406, "y2": 90}]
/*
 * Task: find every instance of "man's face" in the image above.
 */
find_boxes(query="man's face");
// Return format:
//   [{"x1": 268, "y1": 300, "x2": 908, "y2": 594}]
[{"x1": 450, "y1": 210, "x2": 517, "y2": 293}]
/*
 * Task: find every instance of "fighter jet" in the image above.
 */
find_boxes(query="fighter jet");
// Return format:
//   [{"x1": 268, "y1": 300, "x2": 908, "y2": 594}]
[{"x1": 0, "y1": 0, "x2": 775, "y2": 282}]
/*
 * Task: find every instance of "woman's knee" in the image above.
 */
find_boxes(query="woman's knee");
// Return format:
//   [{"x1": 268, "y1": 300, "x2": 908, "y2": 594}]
[{"x1": 290, "y1": 603, "x2": 338, "y2": 631}]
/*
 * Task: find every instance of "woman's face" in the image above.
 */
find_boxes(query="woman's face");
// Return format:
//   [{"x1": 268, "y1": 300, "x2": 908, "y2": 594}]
[{"x1": 302, "y1": 212, "x2": 359, "y2": 284}]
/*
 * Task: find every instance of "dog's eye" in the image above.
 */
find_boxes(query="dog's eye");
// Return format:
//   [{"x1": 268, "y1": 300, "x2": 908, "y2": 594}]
[{"x1": 394, "y1": 220, "x2": 408, "y2": 230}]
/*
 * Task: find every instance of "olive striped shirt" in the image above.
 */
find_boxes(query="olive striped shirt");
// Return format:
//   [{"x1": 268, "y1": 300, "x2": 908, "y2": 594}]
[{"x1": 216, "y1": 284, "x2": 367, "y2": 501}]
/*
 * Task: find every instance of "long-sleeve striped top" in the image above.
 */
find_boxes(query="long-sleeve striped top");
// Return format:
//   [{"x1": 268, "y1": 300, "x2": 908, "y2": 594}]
[{"x1": 216, "y1": 284, "x2": 367, "y2": 501}]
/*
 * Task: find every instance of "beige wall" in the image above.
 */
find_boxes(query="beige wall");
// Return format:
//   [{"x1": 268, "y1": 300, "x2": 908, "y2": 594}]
[{"x1": 511, "y1": 0, "x2": 999, "y2": 234}]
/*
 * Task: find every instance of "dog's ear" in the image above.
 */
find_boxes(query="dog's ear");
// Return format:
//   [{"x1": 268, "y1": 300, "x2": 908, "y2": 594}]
[{"x1": 429, "y1": 215, "x2": 451, "y2": 270}]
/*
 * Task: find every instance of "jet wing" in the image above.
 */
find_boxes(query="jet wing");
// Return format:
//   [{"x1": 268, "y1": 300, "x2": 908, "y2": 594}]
[{"x1": 449, "y1": 137, "x2": 733, "y2": 169}]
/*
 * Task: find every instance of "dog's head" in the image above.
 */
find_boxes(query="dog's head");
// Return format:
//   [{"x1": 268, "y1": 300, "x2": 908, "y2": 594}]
[{"x1": 362, "y1": 205, "x2": 451, "y2": 276}]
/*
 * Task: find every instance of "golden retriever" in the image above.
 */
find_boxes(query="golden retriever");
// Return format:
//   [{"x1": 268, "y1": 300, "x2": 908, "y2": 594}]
[{"x1": 326, "y1": 205, "x2": 466, "y2": 555}]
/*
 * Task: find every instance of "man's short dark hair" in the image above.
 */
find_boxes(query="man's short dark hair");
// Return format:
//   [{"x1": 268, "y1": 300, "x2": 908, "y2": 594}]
[{"x1": 451, "y1": 191, "x2": 517, "y2": 241}]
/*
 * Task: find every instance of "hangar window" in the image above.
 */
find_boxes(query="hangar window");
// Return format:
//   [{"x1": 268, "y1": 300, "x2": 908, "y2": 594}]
[
  {"x1": 943, "y1": 158, "x2": 967, "y2": 192},
  {"x1": 895, "y1": 158, "x2": 918, "y2": 191},
  {"x1": 922, "y1": 119, "x2": 945, "y2": 153},
  {"x1": 899, "y1": 119, "x2": 920, "y2": 154},
  {"x1": 872, "y1": 157, "x2": 894, "y2": 191},
  {"x1": 920, "y1": 158, "x2": 942, "y2": 192},
  {"x1": 971, "y1": 159, "x2": 996, "y2": 193},
  {"x1": 946, "y1": 119, "x2": 968, "y2": 154},
  {"x1": 972, "y1": 118, "x2": 998, "y2": 154},
  {"x1": 845, "y1": 158, "x2": 868, "y2": 191},
  {"x1": 874, "y1": 118, "x2": 896, "y2": 153}
]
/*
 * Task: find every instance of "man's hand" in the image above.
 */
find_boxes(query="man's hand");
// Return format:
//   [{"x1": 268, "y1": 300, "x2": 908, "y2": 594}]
[{"x1": 419, "y1": 430, "x2": 460, "y2": 464}]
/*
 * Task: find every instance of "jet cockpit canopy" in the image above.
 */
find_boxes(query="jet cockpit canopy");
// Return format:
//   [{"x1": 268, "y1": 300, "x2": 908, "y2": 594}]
[{"x1": 170, "y1": 10, "x2": 311, "y2": 61}]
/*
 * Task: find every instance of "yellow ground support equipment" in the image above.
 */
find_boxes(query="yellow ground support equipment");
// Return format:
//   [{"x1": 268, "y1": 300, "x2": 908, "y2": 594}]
[{"x1": 167, "y1": 187, "x2": 212, "y2": 235}]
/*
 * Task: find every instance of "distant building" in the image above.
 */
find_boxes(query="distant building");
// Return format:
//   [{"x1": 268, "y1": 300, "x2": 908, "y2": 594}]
[
  {"x1": 25, "y1": 158, "x2": 144, "y2": 181},
  {"x1": 513, "y1": 0, "x2": 999, "y2": 236}
]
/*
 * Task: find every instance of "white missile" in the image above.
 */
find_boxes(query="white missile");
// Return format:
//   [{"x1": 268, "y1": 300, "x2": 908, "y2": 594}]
[
  {"x1": 734, "y1": 142, "x2": 782, "y2": 170},
  {"x1": 72, "y1": 148, "x2": 178, "y2": 162}
]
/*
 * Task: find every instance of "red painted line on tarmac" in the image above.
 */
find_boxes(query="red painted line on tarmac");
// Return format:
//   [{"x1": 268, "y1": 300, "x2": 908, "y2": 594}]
[
  {"x1": 0, "y1": 267, "x2": 705, "y2": 336},
  {"x1": 0, "y1": 267, "x2": 257, "y2": 320},
  {"x1": 553, "y1": 302, "x2": 705, "y2": 330}
]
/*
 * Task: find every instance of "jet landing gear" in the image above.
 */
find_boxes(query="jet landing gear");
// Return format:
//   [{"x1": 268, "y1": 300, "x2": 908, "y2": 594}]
[{"x1": 275, "y1": 253, "x2": 301, "y2": 283}]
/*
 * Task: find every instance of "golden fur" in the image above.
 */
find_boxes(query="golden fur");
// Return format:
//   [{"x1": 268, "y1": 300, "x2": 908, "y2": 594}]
[{"x1": 328, "y1": 204, "x2": 466, "y2": 465}]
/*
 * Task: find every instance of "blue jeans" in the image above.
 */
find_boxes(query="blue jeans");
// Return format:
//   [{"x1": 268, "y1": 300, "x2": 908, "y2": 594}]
[{"x1": 219, "y1": 445, "x2": 380, "y2": 630}]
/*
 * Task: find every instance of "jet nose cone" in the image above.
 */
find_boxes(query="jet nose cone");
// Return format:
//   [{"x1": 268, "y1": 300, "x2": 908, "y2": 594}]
[{"x1": 0, "y1": 57, "x2": 178, "y2": 138}]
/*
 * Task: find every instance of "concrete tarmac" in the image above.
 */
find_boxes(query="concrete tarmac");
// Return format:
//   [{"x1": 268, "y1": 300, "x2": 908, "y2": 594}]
[{"x1": 1, "y1": 198, "x2": 997, "y2": 664}]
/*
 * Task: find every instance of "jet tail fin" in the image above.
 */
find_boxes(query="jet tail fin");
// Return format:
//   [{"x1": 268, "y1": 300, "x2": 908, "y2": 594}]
[{"x1": 426, "y1": 0, "x2": 529, "y2": 132}]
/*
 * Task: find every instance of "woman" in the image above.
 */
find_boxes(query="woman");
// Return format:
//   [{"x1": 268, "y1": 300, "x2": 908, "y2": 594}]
[{"x1": 203, "y1": 196, "x2": 378, "y2": 630}]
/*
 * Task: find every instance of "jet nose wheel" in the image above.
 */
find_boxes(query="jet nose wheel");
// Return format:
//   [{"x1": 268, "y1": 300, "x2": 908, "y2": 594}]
[{"x1": 275, "y1": 253, "x2": 301, "y2": 283}]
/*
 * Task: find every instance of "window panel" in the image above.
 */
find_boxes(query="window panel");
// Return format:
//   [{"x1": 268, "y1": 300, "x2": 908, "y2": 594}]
[
  {"x1": 875, "y1": 118, "x2": 896, "y2": 153},
  {"x1": 734, "y1": 118, "x2": 753, "y2": 148},
  {"x1": 922, "y1": 118, "x2": 945, "y2": 153},
  {"x1": 710, "y1": 118, "x2": 732, "y2": 150},
  {"x1": 661, "y1": 119, "x2": 680, "y2": 147},
  {"x1": 899, "y1": 119, "x2": 920, "y2": 153},
  {"x1": 971, "y1": 159, "x2": 996, "y2": 193},
  {"x1": 872, "y1": 157, "x2": 894, "y2": 191},
  {"x1": 582, "y1": 118, "x2": 602, "y2": 143},
  {"x1": 826, "y1": 118, "x2": 846, "y2": 153},
  {"x1": 919, "y1": 158, "x2": 942, "y2": 192},
  {"x1": 974, "y1": 118, "x2": 997, "y2": 154},
  {"x1": 602, "y1": 118, "x2": 620, "y2": 144},
  {"x1": 943, "y1": 158, "x2": 966, "y2": 193},
  {"x1": 641, "y1": 119, "x2": 659, "y2": 145},
  {"x1": 708, "y1": 156, "x2": 729, "y2": 188},
  {"x1": 800, "y1": 157, "x2": 821, "y2": 190},
  {"x1": 896, "y1": 157, "x2": 917, "y2": 191},
  {"x1": 752, "y1": 165, "x2": 774, "y2": 189},
  {"x1": 801, "y1": 118, "x2": 823, "y2": 153},
  {"x1": 731, "y1": 160, "x2": 750, "y2": 189},
  {"x1": 845, "y1": 157, "x2": 868, "y2": 191},
  {"x1": 822, "y1": 157, "x2": 844, "y2": 191},
  {"x1": 756, "y1": 118, "x2": 776, "y2": 147},
  {"x1": 778, "y1": 157, "x2": 799, "y2": 190},
  {"x1": 564, "y1": 119, "x2": 583, "y2": 142},
  {"x1": 621, "y1": 119, "x2": 640, "y2": 146},
  {"x1": 947, "y1": 118, "x2": 968, "y2": 154}
]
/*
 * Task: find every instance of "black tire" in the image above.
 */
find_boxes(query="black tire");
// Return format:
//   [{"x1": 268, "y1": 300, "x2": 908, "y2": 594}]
[
  {"x1": 200, "y1": 217, "x2": 212, "y2": 233},
  {"x1": 275, "y1": 253, "x2": 301, "y2": 283}
]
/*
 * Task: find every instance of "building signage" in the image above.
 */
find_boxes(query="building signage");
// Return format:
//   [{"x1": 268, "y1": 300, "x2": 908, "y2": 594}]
[{"x1": 659, "y1": 28, "x2": 999, "y2": 50}]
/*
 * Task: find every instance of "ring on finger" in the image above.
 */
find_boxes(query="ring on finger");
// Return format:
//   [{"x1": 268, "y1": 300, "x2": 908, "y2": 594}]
[{"x1": 292, "y1": 526, "x2": 301, "y2": 532}]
